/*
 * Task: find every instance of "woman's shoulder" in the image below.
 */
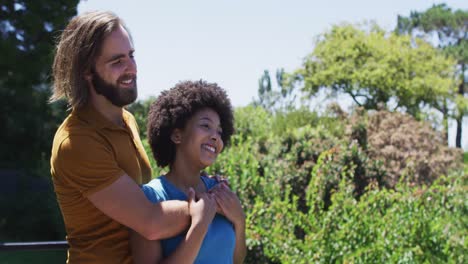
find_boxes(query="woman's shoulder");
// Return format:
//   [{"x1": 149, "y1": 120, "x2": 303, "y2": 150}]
[
  {"x1": 144, "y1": 177, "x2": 165, "y2": 190},
  {"x1": 141, "y1": 177, "x2": 169, "y2": 203},
  {"x1": 200, "y1": 175, "x2": 220, "y2": 190}
]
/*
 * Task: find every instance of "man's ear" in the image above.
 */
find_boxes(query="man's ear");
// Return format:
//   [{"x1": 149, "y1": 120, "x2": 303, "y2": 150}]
[
  {"x1": 83, "y1": 70, "x2": 93, "y2": 82},
  {"x1": 84, "y1": 68, "x2": 93, "y2": 82},
  {"x1": 171, "y1": 129, "x2": 182, "y2": 144}
]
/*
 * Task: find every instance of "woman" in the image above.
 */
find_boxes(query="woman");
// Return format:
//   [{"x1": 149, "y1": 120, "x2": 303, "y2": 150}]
[{"x1": 131, "y1": 80, "x2": 246, "y2": 264}]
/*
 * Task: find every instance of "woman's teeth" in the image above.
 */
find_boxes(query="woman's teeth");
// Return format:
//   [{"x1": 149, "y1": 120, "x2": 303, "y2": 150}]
[{"x1": 203, "y1": 144, "x2": 215, "y2": 153}]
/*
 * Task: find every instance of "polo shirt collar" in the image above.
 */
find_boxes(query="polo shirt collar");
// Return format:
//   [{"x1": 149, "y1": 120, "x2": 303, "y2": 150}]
[{"x1": 74, "y1": 103, "x2": 131, "y2": 131}]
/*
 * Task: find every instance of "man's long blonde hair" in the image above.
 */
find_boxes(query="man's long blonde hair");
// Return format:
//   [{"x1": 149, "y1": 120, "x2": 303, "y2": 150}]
[{"x1": 50, "y1": 11, "x2": 126, "y2": 109}]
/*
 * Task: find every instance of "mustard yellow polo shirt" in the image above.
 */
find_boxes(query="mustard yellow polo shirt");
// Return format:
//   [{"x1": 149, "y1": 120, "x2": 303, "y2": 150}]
[{"x1": 50, "y1": 104, "x2": 152, "y2": 264}]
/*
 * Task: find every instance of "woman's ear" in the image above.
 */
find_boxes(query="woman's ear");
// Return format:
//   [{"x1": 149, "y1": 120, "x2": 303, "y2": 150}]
[{"x1": 171, "y1": 129, "x2": 182, "y2": 144}]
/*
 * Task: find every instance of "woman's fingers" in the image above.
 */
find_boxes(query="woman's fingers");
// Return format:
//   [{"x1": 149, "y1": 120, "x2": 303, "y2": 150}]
[{"x1": 214, "y1": 188, "x2": 234, "y2": 212}]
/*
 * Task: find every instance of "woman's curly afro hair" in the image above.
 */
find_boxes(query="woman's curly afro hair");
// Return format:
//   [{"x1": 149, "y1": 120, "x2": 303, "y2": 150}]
[{"x1": 147, "y1": 80, "x2": 234, "y2": 168}]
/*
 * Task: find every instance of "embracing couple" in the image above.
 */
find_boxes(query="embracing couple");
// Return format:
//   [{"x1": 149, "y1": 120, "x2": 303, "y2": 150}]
[{"x1": 50, "y1": 11, "x2": 246, "y2": 264}]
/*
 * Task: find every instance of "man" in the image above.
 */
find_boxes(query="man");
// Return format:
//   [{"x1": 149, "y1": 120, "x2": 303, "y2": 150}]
[{"x1": 50, "y1": 11, "x2": 190, "y2": 263}]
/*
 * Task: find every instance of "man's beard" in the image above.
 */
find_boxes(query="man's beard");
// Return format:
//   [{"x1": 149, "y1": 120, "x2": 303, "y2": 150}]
[{"x1": 91, "y1": 70, "x2": 138, "y2": 107}]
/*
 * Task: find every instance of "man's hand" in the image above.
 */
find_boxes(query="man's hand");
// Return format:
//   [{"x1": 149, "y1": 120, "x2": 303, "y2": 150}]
[
  {"x1": 188, "y1": 188, "x2": 217, "y2": 227},
  {"x1": 211, "y1": 174, "x2": 230, "y2": 187}
]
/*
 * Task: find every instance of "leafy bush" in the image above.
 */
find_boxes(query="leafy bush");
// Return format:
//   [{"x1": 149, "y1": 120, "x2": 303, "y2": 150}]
[
  {"x1": 233, "y1": 105, "x2": 273, "y2": 142},
  {"x1": 365, "y1": 110, "x2": 463, "y2": 187},
  {"x1": 250, "y1": 156, "x2": 467, "y2": 263},
  {"x1": 141, "y1": 105, "x2": 465, "y2": 263},
  {"x1": 127, "y1": 97, "x2": 156, "y2": 138},
  {"x1": 0, "y1": 171, "x2": 65, "y2": 241}
]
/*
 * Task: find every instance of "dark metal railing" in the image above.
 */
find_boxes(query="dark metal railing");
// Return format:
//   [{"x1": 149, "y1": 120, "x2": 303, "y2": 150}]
[{"x1": 0, "y1": 241, "x2": 68, "y2": 252}]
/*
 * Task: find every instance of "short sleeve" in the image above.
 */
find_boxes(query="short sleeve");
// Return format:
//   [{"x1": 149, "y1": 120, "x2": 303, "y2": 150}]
[
  {"x1": 54, "y1": 135, "x2": 125, "y2": 196},
  {"x1": 201, "y1": 176, "x2": 219, "y2": 190},
  {"x1": 141, "y1": 179, "x2": 167, "y2": 203}
]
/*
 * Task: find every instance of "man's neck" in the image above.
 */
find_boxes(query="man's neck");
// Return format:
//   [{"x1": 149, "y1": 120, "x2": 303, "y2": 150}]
[{"x1": 91, "y1": 96, "x2": 125, "y2": 127}]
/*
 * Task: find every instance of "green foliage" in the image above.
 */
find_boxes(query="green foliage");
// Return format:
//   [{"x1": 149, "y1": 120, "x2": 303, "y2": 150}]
[
  {"x1": 139, "y1": 105, "x2": 465, "y2": 262},
  {"x1": 366, "y1": 110, "x2": 463, "y2": 187},
  {"x1": 1, "y1": 250, "x2": 66, "y2": 264},
  {"x1": 234, "y1": 107, "x2": 465, "y2": 262},
  {"x1": 0, "y1": 0, "x2": 79, "y2": 242},
  {"x1": 293, "y1": 23, "x2": 457, "y2": 114},
  {"x1": 141, "y1": 139, "x2": 166, "y2": 179},
  {"x1": 0, "y1": 174, "x2": 65, "y2": 241},
  {"x1": 251, "y1": 154, "x2": 467, "y2": 263},
  {"x1": 207, "y1": 135, "x2": 262, "y2": 211},
  {"x1": 3, "y1": 3, "x2": 465, "y2": 262},
  {"x1": 135, "y1": 99, "x2": 467, "y2": 263},
  {"x1": 396, "y1": 3, "x2": 467, "y2": 67},
  {"x1": 0, "y1": 0, "x2": 78, "y2": 170},
  {"x1": 396, "y1": 3, "x2": 467, "y2": 148},
  {"x1": 231, "y1": 105, "x2": 272, "y2": 142},
  {"x1": 270, "y1": 108, "x2": 320, "y2": 136},
  {"x1": 127, "y1": 96, "x2": 156, "y2": 138},
  {"x1": 254, "y1": 69, "x2": 298, "y2": 112}
]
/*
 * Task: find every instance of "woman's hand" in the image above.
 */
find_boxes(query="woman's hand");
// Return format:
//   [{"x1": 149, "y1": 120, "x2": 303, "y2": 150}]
[
  {"x1": 209, "y1": 184, "x2": 247, "y2": 264},
  {"x1": 210, "y1": 184, "x2": 245, "y2": 228},
  {"x1": 155, "y1": 189, "x2": 217, "y2": 264}
]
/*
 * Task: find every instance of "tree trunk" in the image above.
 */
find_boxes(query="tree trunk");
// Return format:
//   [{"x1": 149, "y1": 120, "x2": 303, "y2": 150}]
[
  {"x1": 442, "y1": 102, "x2": 449, "y2": 144},
  {"x1": 455, "y1": 64, "x2": 465, "y2": 148},
  {"x1": 455, "y1": 116, "x2": 462, "y2": 148}
]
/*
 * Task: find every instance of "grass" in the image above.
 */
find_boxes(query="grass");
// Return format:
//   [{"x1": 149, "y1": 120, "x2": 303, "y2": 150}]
[
  {"x1": 0, "y1": 250, "x2": 66, "y2": 264},
  {"x1": 464, "y1": 152, "x2": 467, "y2": 164}
]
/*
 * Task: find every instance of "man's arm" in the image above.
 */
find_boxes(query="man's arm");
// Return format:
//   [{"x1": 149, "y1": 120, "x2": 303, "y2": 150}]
[
  {"x1": 88, "y1": 174, "x2": 190, "y2": 240},
  {"x1": 130, "y1": 190, "x2": 216, "y2": 264},
  {"x1": 130, "y1": 230, "x2": 163, "y2": 264}
]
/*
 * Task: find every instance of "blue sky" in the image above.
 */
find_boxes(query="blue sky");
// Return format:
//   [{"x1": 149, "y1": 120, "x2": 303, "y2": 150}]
[{"x1": 78, "y1": 0, "x2": 467, "y2": 148}]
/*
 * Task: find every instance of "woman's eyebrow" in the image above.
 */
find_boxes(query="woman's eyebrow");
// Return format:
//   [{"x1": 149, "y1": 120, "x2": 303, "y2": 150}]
[
  {"x1": 199, "y1": 117, "x2": 213, "y2": 122},
  {"x1": 199, "y1": 117, "x2": 221, "y2": 128}
]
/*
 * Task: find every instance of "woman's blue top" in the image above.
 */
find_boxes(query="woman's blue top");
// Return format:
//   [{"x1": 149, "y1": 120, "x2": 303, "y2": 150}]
[{"x1": 141, "y1": 175, "x2": 235, "y2": 264}]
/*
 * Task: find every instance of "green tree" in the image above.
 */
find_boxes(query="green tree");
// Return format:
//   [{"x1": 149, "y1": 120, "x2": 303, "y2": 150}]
[
  {"x1": 127, "y1": 96, "x2": 156, "y2": 138},
  {"x1": 396, "y1": 3, "x2": 467, "y2": 148},
  {"x1": 288, "y1": 23, "x2": 459, "y2": 139},
  {"x1": 0, "y1": 0, "x2": 79, "y2": 241},
  {"x1": 254, "y1": 68, "x2": 297, "y2": 112},
  {"x1": 0, "y1": 0, "x2": 79, "y2": 171}
]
